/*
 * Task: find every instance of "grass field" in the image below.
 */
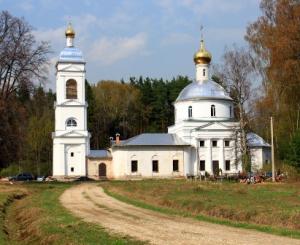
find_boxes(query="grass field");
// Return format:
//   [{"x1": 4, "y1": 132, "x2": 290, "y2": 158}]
[
  {"x1": 1, "y1": 180, "x2": 299, "y2": 244},
  {"x1": 0, "y1": 182, "x2": 144, "y2": 245},
  {"x1": 103, "y1": 179, "x2": 300, "y2": 238}
]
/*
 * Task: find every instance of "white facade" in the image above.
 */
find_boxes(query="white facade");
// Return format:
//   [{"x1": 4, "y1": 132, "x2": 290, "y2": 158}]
[
  {"x1": 112, "y1": 146, "x2": 187, "y2": 179},
  {"x1": 52, "y1": 29, "x2": 270, "y2": 179},
  {"x1": 103, "y1": 39, "x2": 270, "y2": 179},
  {"x1": 52, "y1": 25, "x2": 90, "y2": 177}
]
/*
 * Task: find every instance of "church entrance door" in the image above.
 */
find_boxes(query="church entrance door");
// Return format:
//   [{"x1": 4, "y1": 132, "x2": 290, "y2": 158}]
[
  {"x1": 98, "y1": 163, "x2": 107, "y2": 178},
  {"x1": 212, "y1": 161, "x2": 219, "y2": 176}
]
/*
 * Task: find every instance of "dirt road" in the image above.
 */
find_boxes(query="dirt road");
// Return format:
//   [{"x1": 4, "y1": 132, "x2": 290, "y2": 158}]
[{"x1": 60, "y1": 183, "x2": 300, "y2": 245}]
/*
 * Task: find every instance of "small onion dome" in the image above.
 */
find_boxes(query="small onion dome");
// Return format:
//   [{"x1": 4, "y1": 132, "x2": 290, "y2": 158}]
[
  {"x1": 65, "y1": 23, "x2": 75, "y2": 38},
  {"x1": 194, "y1": 39, "x2": 212, "y2": 65}
]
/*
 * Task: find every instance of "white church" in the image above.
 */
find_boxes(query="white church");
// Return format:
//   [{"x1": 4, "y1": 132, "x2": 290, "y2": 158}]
[{"x1": 52, "y1": 24, "x2": 271, "y2": 179}]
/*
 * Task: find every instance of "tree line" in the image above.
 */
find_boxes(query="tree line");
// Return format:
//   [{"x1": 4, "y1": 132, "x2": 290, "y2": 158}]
[
  {"x1": 1, "y1": 1, "x2": 300, "y2": 176},
  {"x1": 87, "y1": 76, "x2": 191, "y2": 149}
]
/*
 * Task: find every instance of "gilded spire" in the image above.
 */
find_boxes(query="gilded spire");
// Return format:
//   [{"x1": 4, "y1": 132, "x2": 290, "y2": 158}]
[
  {"x1": 193, "y1": 38, "x2": 212, "y2": 65},
  {"x1": 65, "y1": 22, "x2": 75, "y2": 38}
]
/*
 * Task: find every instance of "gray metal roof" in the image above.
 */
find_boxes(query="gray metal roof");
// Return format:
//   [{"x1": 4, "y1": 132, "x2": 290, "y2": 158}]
[
  {"x1": 247, "y1": 133, "x2": 271, "y2": 147},
  {"x1": 114, "y1": 133, "x2": 190, "y2": 147},
  {"x1": 88, "y1": 150, "x2": 112, "y2": 158},
  {"x1": 176, "y1": 80, "x2": 232, "y2": 102}
]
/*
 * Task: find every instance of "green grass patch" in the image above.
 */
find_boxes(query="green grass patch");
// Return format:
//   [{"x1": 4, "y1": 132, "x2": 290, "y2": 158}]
[{"x1": 102, "y1": 179, "x2": 300, "y2": 239}]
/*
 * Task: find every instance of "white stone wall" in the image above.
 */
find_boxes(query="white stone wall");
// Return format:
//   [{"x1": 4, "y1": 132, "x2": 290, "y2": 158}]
[
  {"x1": 87, "y1": 158, "x2": 113, "y2": 179},
  {"x1": 53, "y1": 137, "x2": 88, "y2": 176},
  {"x1": 250, "y1": 147, "x2": 271, "y2": 171},
  {"x1": 168, "y1": 120, "x2": 242, "y2": 176},
  {"x1": 196, "y1": 63, "x2": 210, "y2": 81},
  {"x1": 56, "y1": 63, "x2": 86, "y2": 104},
  {"x1": 112, "y1": 146, "x2": 187, "y2": 179},
  {"x1": 55, "y1": 106, "x2": 87, "y2": 131},
  {"x1": 174, "y1": 99, "x2": 233, "y2": 123}
]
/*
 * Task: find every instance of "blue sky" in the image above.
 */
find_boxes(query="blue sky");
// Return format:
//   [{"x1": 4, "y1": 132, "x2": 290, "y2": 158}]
[{"x1": 1, "y1": 0, "x2": 261, "y2": 89}]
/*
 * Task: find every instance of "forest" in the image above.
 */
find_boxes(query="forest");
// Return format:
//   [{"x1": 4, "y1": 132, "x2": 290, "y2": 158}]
[{"x1": 0, "y1": 0, "x2": 300, "y2": 176}]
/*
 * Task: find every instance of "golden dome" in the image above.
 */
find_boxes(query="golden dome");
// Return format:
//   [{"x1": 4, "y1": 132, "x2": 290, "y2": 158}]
[
  {"x1": 194, "y1": 39, "x2": 212, "y2": 65},
  {"x1": 65, "y1": 23, "x2": 75, "y2": 38}
]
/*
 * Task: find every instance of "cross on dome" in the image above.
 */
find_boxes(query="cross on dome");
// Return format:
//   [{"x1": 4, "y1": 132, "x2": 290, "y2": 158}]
[{"x1": 193, "y1": 27, "x2": 212, "y2": 65}]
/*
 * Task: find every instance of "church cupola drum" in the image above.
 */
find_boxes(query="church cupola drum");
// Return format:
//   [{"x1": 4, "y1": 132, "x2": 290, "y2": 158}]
[{"x1": 52, "y1": 23, "x2": 90, "y2": 178}]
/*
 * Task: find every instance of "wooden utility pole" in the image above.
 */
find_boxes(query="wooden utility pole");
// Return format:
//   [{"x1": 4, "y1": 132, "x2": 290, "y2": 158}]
[{"x1": 271, "y1": 117, "x2": 275, "y2": 182}]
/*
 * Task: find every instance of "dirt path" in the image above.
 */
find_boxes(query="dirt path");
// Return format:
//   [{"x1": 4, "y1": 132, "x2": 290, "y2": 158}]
[{"x1": 60, "y1": 183, "x2": 300, "y2": 245}]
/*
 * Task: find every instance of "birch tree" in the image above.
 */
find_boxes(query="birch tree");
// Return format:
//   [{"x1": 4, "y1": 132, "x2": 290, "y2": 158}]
[{"x1": 214, "y1": 46, "x2": 256, "y2": 171}]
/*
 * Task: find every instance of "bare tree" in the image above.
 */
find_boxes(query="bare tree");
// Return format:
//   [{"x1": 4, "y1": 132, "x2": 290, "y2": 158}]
[
  {"x1": 214, "y1": 46, "x2": 256, "y2": 171},
  {"x1": 0, "y1": 11, "x2": 50, "y2": 103}
]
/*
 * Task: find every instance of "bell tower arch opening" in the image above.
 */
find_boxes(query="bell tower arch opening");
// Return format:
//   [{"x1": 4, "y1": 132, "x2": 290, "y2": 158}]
[{"x1": 66, "y1": 79, "x2": 77, "y2": 99}]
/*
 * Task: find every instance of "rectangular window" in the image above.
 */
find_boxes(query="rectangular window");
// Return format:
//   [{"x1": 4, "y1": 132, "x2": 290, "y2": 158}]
[
  {"x1": 200, "y1": 160, "x2": 205, "y2": 171},
  {"x1": 173, "y1": 160, "x2": 179, "y2": 172},
  {"x1": 212, "y1": 140, "x2": 217, "y2": 147},
  {"x1": 71, "y1": 167, "x2": 74, "y2": 172},
  {"x1": 225, "y1": 160, "x2": 230, "y2": 171},
  {"x1": 70, "y1": 152, "x2": 74, "y2": 157},
  {"x1": 131, "y1": 160, "x2": 138, "y2": 173},
  {"x1": 199, "y1": 140, "x2": 205, "y2": 147},
  {"x1": 152, "y1": 160, "x2": 159, "y2": 172},
  {"x1": 224, "y1": 140, "x2": 230, "y2": 147}
]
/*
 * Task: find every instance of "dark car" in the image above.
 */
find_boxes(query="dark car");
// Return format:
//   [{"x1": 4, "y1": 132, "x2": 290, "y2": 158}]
[
  {"x1": 75, "y1": 176, "x2": 94, "y2": 182},
  {"x1": 9, "y1": 173, "x2": 34, "y2": 181}
]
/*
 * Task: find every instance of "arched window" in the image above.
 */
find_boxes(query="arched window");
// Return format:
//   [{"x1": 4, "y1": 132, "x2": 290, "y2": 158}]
[
  {"x1": 211, "y1": 105, "x2": 216, "y2": 117},
  {"x1": 203, "y1": 68, "x2": 206, "y2": 76},
  {"x1": 229, "y1": 106, "x2": 232, "y2": 117},
  {"x1": 66, "y1": 118, "x2": 77, "y2": 127},
  {"x1": 66, "y1": 79, "x2": 77, "y2": 99},
  {"x1": 188, "y1": 106, "x2": 192, "y2": 118}
]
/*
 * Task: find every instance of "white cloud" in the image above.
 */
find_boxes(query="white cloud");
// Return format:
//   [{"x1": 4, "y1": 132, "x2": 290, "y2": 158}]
[
  {"x1": 180, "y1": 0, "x2": 244, "y2": 14},
  {"x1": 87, "y1": 32, "x2": 148, "y2": 65},
  {"x1": 18, "y1": 0, "x2": 34, "y2": 11},
  {"x1": 206, "y1": 27, "x2": 245, "y2": 43},
  {"x1": 155, "y1": 0, "x2": 259, "y2": 17},
  {"x1": 156, "y1": 0, "x2": 175, "y2": 12},
  {"x1": 161, "y1": 32, "x2": 193, "y2": 46},
  {"x1": 33, "y1": 26, "x2": 65, "y2": 49}
]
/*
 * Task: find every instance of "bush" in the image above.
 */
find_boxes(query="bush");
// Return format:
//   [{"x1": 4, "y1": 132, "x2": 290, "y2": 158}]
[
  {"x1": 0, "y1": 161, "x2": 51, "y2": 177},
  {"x1": 0, "y1": 164, "x2": 20, "y2": 177},
  {"x1": 285, "y1": 130, "x2": 300, "y2": 170}
]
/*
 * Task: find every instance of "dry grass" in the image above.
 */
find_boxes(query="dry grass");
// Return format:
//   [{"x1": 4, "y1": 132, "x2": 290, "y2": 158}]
[
  {"x1": 0, "y1": 183, "x2": 28, "y2": 243},
  {"x1": 104, "y1": 180, "x2": 300, "y2": 232}
]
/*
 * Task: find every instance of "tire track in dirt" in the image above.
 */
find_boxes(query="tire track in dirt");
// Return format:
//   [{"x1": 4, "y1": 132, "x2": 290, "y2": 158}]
[{"x1": 60, "y1": 183, "x2": 300, "y2": 245}]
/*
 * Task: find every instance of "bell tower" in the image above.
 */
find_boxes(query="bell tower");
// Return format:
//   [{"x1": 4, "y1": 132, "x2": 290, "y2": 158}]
[{"x1": 52, "y1": 23, "x2": 90, "y2": 178}]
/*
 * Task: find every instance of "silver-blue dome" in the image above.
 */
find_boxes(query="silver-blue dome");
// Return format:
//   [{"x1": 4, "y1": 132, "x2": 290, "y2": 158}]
[
  {"x1": 176, "y1": 80, "x2": 232, "y2": 102},
  {"x1": 59, "y1": 47, "x2": 84, "y2": 62},
  {"x1": 247, "y1": 133, "x2": 271, "y2": 147}
]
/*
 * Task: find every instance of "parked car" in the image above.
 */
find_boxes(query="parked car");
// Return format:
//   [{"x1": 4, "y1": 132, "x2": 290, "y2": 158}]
[
  {"x1": 75, "y1": 176, "x2": 94, "y2": 182},
  {"x1": 36, "y1": 176, "x2": 47, "y2": 182},
  {"x1": 9, "y1": 173, "x2": 34, "y2": 181}
]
